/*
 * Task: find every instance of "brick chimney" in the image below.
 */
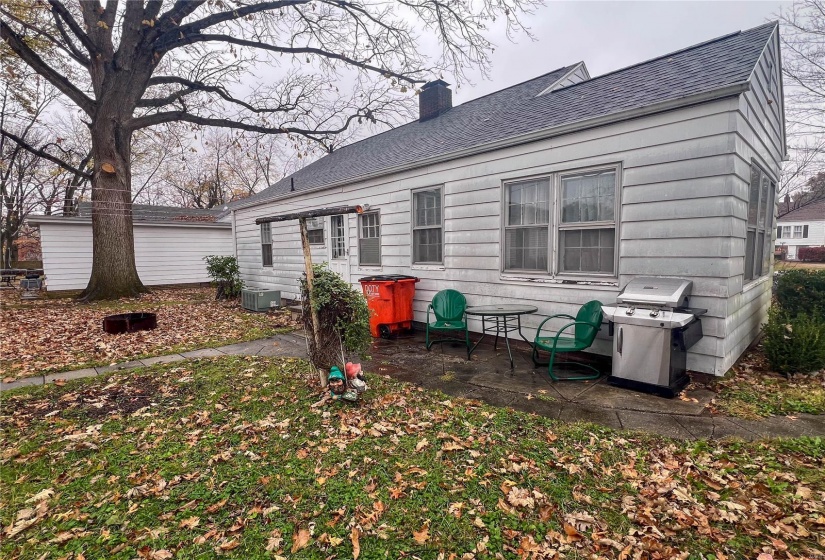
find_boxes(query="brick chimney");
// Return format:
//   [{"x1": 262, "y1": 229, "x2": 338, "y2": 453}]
[{"x1": 419, "y1": 80, "x2": 452, "y2": 122}]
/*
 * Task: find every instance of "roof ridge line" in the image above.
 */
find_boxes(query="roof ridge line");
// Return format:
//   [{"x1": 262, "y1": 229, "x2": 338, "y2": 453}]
[{"x1": 555, "y1": 21, "x2": 776, "y2": 93}]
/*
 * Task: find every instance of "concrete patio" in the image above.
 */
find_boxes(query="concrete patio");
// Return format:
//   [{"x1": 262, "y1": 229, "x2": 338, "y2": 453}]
[{"x1": 2, "y1": 329, "x2": 823, "y2": 441}]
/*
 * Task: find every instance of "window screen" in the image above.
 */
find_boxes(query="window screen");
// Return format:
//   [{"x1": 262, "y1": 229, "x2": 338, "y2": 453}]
[
  {"x1": 359, "y1": 212, "x2": 381, "y2": 266},
  {"x1": 331, "y1": 215, "x2": 346, "y2": 259},
  {"x1": 504, "y1": 179, "x2": 550, "y2": 271},
  {"x1": 558, "y1": 170, "x2": 616, "y2": 274},
  {"x1": 260, "y1": 222, "x2": 272, "y2": 267},
  {"x1": 413, "y1": 188, "x2": 443, "y2": 263},
  {"x1": 306, "y1": 217, "x2": 325, "y2": 245}
]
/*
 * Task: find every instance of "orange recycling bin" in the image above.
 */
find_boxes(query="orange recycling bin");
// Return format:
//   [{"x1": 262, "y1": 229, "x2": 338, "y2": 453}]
[{"x1": 359, "y1": 275, "x2": 420, "y2": 338}]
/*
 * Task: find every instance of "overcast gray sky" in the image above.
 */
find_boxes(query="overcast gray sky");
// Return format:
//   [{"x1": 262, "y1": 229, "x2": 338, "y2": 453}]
[{"x1": 454, "y1": 1, "x2": 789, "y2": 103}]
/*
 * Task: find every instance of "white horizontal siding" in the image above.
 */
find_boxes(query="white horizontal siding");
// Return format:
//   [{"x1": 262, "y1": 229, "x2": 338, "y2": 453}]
[
  {"x1": 234, "y1": 98, "x2": 753, "y2": 374},
  {"x1": 711, "y1": 28, "x2": 785, "y2": 374},
  {"x1": 39, "y1": 222, "x2": 232, "y2": 290}
]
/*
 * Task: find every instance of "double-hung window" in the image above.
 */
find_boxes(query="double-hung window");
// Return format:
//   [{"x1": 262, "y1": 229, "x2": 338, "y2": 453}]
[
  {"x1": 330, "y1": 215, "x2": 346, "y2": 259},
  {"x1": 744, "y1": 163, "x2": 776, "y2": 282},
  {"x1": 793, "y1": 225, "x2": 803, "y2": 239},
  {"x1": 559, "y1": 170, "x2": 616, "y2": 274},
  {"x1": 260, "y1": 222, "x2": 272, "y2": 267},
  {"x1": 503, "y1": 166, "x2": 618, "y2": 276},
  {"x1": 412, "y1": 187, "x2": 443, "y2": 264},
  {"x1": 306, "y1": 217, "x2": 325, "y2": 245},
  {"x1": 359, "y1": 212, "x2": 381, "y2": 266}
]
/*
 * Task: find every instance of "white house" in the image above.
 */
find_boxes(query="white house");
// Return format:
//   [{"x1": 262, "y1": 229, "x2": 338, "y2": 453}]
[
  {"x1": 776, "y1": 199, "x2": 825, "y2": 260},
  {"x1": 229, "y1": 22, "x2": 786, "y2": 376},
  {"x1": 29, "y1": 204, "x2": 233, "y2": 291}
]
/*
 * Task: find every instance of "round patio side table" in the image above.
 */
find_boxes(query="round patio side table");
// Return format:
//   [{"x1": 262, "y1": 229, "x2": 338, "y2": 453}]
[{"x1": 465, "y1": 304, "x2": 538, "y2": 368}]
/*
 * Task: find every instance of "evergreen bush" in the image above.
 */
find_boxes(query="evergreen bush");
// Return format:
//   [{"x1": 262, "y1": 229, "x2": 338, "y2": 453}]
[
  {"x1": 762, "y1": 308, "x2": 825, "y2": 375},
  {"x1": 203, "y1": 255, "x2": 243, "y2": 299},
  {"x1": 299, "y1": 263, "x2": 372, "y2": 370},
  {"x1": 774, "y1": 269, "x2": 825, "y2": 318}
]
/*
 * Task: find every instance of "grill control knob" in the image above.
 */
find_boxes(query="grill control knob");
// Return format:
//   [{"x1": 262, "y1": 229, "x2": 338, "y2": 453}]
[
  {"x1": 650, "y1": 309, "x2": 660, "y2": 318},
  {"x1": 626, "y1": 306, "x2": 635, "y2": 316}
]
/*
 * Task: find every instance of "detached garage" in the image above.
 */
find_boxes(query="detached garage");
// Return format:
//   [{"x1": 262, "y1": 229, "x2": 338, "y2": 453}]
[{"x1": 29, "y1": 204, "x2": 233, "y2": 291}]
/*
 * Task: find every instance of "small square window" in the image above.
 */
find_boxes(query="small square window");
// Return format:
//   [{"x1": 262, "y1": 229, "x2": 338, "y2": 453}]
[{"x1": 306, "y1": 217, "x2": 325, "y2": 245}]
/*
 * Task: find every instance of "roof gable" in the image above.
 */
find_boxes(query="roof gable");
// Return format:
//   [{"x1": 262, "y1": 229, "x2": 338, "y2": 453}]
[
  {"x1": 241, "y1": 22, "x2": 777, "y2": 209},
  {"x1": 778, "y1": 199, "x2": 825, "y2": 222}
]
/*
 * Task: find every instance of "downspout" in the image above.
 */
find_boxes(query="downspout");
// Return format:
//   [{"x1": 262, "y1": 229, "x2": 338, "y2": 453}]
[{"x1": 231, "y1": 209, "x2": 237, "y2": 259}]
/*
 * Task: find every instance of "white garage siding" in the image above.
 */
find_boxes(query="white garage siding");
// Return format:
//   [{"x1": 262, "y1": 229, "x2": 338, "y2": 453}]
[{"x1": 31, "y1": 218, "x2": 233, "y2": 291}]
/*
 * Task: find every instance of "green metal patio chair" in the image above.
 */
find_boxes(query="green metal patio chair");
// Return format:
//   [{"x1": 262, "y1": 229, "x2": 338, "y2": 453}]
[
  {"x1": 532, "y1": 300, "x2": 603, "y2": 381},
  {"x1": 425, "y1": 289, "x2": 471, "y2": 359}
]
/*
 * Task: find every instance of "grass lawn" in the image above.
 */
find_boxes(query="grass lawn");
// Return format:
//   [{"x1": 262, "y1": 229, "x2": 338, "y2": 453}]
[
  {"x1": 1, "y1": 357, "x2": 823, "y2": 559},
  {"x1": 774, "y1": 260, "x2": 825, "y2": 271},
  {"x1": 705, "y1": 344, "x2": 825, "y2": 419},
  {"x1": 0, "y1": 287, "x2": 296, "y2": 380}
]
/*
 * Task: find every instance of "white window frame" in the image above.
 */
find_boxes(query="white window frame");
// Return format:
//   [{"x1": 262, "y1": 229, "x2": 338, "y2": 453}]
[
  {"x1": 306, "y1": 217, "x2": 325, "y2": 245},
  {"x1": 744, "y1": 161, "x2": 776, "y2": 283},
  {"x1": 793, "y1": 225, "x2": 803, "y2": 239},
  {"x1": 782, "y1": 225, "x2": 792, "y2": 238},
  {"x1": 501, "y1": 164, "x2": 620, "y2": 279},
  {"x1": 330, "y1": 215, "x2": 347, "y2": 260},
  {"x1": 411, "y1": 186, "x2": 444, "y2": 265},
  {"x1": 358, "y1": 211, "x2": 381, "y2": 267},
  {"x1": 260, "y1": 222, "x2": 272, "y2": 267}
]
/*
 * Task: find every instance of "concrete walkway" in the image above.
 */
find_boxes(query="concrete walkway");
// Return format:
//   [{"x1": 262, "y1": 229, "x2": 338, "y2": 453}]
[{"x1": 3, "y1": 330, "x2": 823, "y2": 441}]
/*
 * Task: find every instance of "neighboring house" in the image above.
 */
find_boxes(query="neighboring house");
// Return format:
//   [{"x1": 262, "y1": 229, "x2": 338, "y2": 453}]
[
  {"x1": 29, "y1": 203, "x2": 233, "y2": 290},
  {"x1": 229, "y1": 22, "x2": 785, "y2": 376},
  {"x1": 776, "y1": 200, "x2": 825, "y2": 260}
]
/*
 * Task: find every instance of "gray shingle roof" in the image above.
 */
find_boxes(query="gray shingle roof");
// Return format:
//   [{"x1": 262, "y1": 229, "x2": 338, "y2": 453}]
[
  {"x1": 777, "y1": 199, "x2": 825, "y2": 222},
  {"x1": 244, "y1": 22, "x2": 777, "y2": 207}
]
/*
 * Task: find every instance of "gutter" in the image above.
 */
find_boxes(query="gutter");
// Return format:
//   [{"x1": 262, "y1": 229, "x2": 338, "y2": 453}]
[
  {"x1": 27, "y1": 216, "x2": 231, "y2": 228},
  {"x1": 233, "y1": 81, "x2": 751, "y2": 212}
]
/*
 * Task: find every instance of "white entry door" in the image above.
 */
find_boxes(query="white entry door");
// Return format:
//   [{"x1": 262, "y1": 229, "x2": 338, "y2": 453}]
[{"x1": 328, "y1": 214, "x2": 350, "y2": 281}]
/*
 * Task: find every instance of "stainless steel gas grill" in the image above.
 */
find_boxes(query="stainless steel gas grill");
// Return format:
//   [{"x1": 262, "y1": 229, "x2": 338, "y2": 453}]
[{"x1": 601, "y1": 277, "x2": 706, "y2": 397}]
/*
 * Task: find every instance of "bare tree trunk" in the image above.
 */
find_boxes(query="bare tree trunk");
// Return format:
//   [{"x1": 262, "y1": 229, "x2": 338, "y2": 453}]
[{"x1": 78, "y1": 118, "x2": 145, "y2": 301}]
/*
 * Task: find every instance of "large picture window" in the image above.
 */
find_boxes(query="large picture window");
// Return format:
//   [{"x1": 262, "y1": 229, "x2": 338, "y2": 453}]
[
  {"x1": 359, "y1": 212, "x2": 381, "y2": 266},
  {"x1": 503, "y1": 167, "x2": 618, "y2": 276},
  {"x1": 412, "y1": 187, "x2": 443, "y2": 264},
  {"x1": 260, "y1": 222, "x2": 272, "y2": 267},
  {"x1": 744, "y1": 163, "x2": 776, "y2": 283}
]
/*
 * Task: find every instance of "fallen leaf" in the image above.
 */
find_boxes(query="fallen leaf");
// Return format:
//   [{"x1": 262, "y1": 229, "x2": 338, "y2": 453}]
[
  {"x1": 351, "y1": 527, "x2": 361, "y2": 559},
  {"x1": 291, "y1": 528, "x2": 311, "y2": 552},
  {"x1": 413, "y1": 522, "x2": 430, "y2": 544}
]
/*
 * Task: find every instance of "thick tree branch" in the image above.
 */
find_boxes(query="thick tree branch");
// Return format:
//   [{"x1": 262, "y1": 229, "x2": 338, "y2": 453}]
[
  {"x1": 0, "y1": 129, "x2": 92, "y2": 180},
  {"x1": 161, "y1": 33, "x2": 424, "y2": 84},
  {"x1": 154, "y1": 1, "x2": 307, "y2": 47},
  {"x1": 126, "y1": 110, "x2": 371, "y2": 144},
  {"x1": 0, "y1": 20, "x2": 95, "y2": 116},
  {"x1": 47, "y1": 0, "x2": 98, "y2": 56},
  {"x1": 140, "y1": 76, "x2": 299, "y2": 113}
]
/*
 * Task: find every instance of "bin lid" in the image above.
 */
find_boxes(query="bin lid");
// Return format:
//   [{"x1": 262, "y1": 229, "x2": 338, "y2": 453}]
[{"x1": 358, "y1": 274, "x2": 419, "y2": 283}]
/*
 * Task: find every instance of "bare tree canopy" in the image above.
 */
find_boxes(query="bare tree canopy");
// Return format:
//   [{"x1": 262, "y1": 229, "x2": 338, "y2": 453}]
[
  {"x1": 1, "y1": 0, "x2": 541, "y2": 300},
  {"x1": 778, "y1": 0, "x2": 825, "y2": 204}
]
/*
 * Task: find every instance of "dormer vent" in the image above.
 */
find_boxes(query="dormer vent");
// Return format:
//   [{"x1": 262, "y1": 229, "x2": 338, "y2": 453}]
[{"x1": 419, "y1": 80, "x2": 452, "y2": 121}]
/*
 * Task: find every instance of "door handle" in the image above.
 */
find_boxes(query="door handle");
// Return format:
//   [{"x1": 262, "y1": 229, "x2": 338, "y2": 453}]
[{"x1": 617, "y1": 327, "x2": 623, "y2": 355}]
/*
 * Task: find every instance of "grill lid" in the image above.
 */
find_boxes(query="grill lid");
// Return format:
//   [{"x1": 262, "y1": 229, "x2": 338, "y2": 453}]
[{"x1": 616, "y1": 277, "x2": 692, "y2": 308}]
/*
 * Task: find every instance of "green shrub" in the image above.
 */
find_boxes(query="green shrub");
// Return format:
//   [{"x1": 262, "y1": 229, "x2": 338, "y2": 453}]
[
  {"x1": 774, "y1": 269, "x2": 825, "y2": 318},
  {"x1": 299, "y1": 263, "x2": 371, "y2": 369},
  {"x1": 762, "y1": 307, "x2": 825, "y2": 375},
  {"x1": 203, "y1": 255, "x2": 243, "y2": 299}
]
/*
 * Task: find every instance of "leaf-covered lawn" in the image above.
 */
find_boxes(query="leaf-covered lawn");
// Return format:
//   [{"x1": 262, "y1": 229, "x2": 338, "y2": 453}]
[
  {"x1": 0, "y1": 287, "x2": 296, "y2": 380},
  {"x1": 707, "y1": 345, "x2": 825, "y2": 419},
  {"x1": 1, "y1": 357, "x2": 823, "y2": 559}
]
